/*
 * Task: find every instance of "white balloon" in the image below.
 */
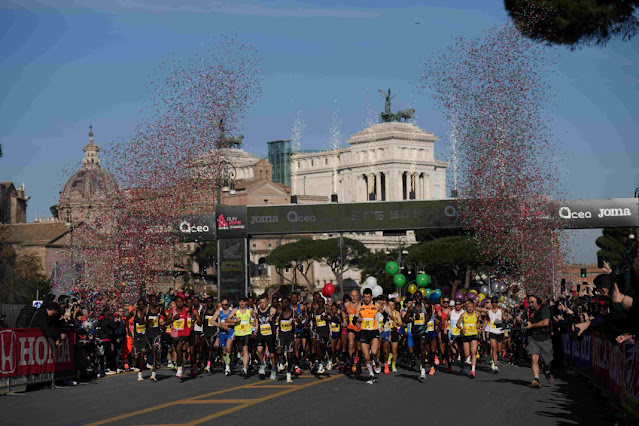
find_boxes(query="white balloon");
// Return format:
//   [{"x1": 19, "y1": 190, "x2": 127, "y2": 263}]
[
  {"x1": 365, "y1": 276, "x2": 378, "y2": 287},
  {"x1": 372, "y1": 285, "x2": 383, "y2": 298},
  {"x1": 360, "y1": 285, "x2": 370, "y2": 295}
]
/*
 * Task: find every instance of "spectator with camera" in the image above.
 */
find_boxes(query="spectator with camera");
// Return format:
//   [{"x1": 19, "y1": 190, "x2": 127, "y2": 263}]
[{"x1": 518, "y1": 294, "x2": 552, "y2": 388}]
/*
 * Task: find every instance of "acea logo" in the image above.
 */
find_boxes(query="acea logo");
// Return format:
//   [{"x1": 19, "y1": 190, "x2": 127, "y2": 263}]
[
  {"x1": 559, "y1": 206, "x2": 632, "y2": 219},
  {"x1": 179, "y1": 220, "x2": 211, "y2": 234},
  {"x1": 0, "y1": 329, "x2": 16, "y2": 375},
  {"x1": 287, "y1": 210, "x2": 316, "y2": 223}
]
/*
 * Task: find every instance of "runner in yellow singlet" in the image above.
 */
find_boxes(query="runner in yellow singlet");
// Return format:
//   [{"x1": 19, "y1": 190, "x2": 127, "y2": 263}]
[
  {"x1": 229, "y1": 297, "x2": 255, "y2": 377},
  {"x1": 456, "y1": 299, "x2": 482, "y2": 378}
]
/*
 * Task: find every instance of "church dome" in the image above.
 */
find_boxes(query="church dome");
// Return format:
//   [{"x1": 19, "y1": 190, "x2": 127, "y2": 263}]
[{"x1": 58, "y1": 127, "x2": 118, "y2": 223}]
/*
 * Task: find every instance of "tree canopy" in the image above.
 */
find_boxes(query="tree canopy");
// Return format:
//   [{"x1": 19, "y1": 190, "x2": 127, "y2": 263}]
[
  {"x1": 264, "y1": 238, "x2": 316, "y2": 290},
  {"x1": 0, "y1": 241, "x2": 50, "y2": 304},
  {"x1": 505, "y1": 0, "x2": 639, "y2": 48},
  {"x1": 595, "y1": 227, "x2": 638, "y2": 272}
]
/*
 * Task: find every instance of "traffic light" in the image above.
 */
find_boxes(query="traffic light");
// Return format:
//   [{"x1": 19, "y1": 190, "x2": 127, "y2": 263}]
[{"x1": 580, "y1": 268, "x2": 587, "y2": 278}]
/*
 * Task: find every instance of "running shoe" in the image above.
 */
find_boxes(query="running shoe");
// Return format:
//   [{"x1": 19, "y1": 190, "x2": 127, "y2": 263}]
[
  {"x1": 384, "y1": 364, "x2": 390, "y2": 375},
  {"x1": 270, "y1": 370, "x2": 277, "y2": 380},
  {"x1": 146, "y1": 364, "x2": 153, "y2": 370},
  {"x1": 258, "y1": 364, "x2": 266, "y2": 375},
  {"x1": 294, "y1": 366, "x2": 301, "y2": 375},
  {"x1": 317, "y1": 363, "x2": 325, "y2": 374},
  {"x1": 429, "y1": 367, "x2": 435, "y2": 376},
  {"x1": 105, "y1": 369, "x2": 116, "y2": 376},
  {"x1": 277, "y1": 362, "x2": 285, "y2": 372},
  {"x1": 531, "y1": 378, "x2": 541, "y2": 388},
  {"x1": 286, "y1": 372, "x2": 293, "y2": 383},
  {"x1": 176, "y1": 367, "x2": 183, "y2": 378},
  {"x1": 469, "y1": 371, "x2": 475, "y2": 379},
  {"x1": 420, "y1": 368, "x2": 426, "y2": 379},
  {"x1": 239, "y1": 368, "x2": 247, "y2": 377},
  {"x1": 367, "y1": 376, "x2": 377, "y2": 384},
  {"x1": 543, "y1": 369, "x2": 554, "y2": 384},
  {"x1": 494, "y1": 366, "x2": 499, "y2": 374},
  {"x1": 374, "y1": 363, "x2": 382, "y2": 374},
  {"x1": 150, "y1": 372, "x2": 157, "y2": 382},
  {"x1": 137, "y1": 372, "x2": 143, "y2": 381},
  {"x1": 465, "y1": 356, "x2": 471, "y2": 365},
  {"x1": 225, "y1": 365, "x2": 231, "y2": 376},
  {"x1": 132, "y1": 367, "x2": 140, "y2": 372},
  {"x1": 204, "y1": 365, "x2": 211, "y2": 373},
  {"x1": 434, "y1": 356, "x2": 440, "y2": 366},
  {"x1": 391, "y1": 365, "x2": 397, "y2": 373},
  {"x1": 326, "y1": 360, "x2": 333, "y2": 370}
]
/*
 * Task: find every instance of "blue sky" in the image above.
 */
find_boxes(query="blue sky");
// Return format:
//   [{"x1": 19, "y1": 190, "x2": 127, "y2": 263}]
[{"x1": 1, "y1": 0, "x2": 638, "y2": 263}]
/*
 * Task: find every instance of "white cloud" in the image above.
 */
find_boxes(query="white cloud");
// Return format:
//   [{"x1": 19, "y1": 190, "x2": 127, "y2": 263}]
[{"x1": 3, "y1": 0, "x2": 379, "y2": 18}]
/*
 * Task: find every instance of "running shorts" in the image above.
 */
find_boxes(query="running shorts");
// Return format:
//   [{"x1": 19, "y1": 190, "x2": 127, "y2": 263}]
[
  {"x1": 380, "y1": 331, "x2": 390, "y2": 342},
  {"x1": 359, "y1": 330, "x2": 380, "y2": 345},
  {"x1": 235, "y1": 334, "x2": 251, "y2": 349},
  {"x1": 489, "y1": 332, "x2": 504, "y2": 343},
  {"x1": 277, "y1": 332, "x2": 295, "y2": 352},
  {"x1": 217, "y1": 330, "x2": 234, "y2": 348},
  {"x1": 257, "y1": 334, "x2": 275, "y2": 353},
  {"x1": 132, "y1": 336, "x2": 149, "y2": 354},
  {"x1": 462, "y1": 335, "x2": 479, "y2": 343}
]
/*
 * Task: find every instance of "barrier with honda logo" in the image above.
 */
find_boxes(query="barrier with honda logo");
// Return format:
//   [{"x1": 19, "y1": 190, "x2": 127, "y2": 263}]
[
  {"x1": 0, "y1": 328, "x2": 75, "y2": 393},
  {"x1": 563, "y1": 332, "x2": 639, "y2": 421}
]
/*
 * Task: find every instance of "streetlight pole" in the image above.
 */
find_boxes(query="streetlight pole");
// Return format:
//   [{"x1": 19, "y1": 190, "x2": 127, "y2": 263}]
[{"x1": 215, "y1": 160, "x2": 237, "y2": 302}]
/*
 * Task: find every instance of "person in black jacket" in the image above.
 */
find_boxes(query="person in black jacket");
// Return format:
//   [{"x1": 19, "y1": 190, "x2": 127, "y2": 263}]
[{"x1": 30, "y1": 301, "x2": 67, "y2": 346}]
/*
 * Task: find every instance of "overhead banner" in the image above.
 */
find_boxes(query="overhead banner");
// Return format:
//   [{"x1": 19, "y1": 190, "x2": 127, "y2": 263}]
[
  {"x1": 246, "y1": 200, "x2": 461, "y2": 235},
  {"x1": 177, "y1": 198, "x2": 638, "y2": 241}
]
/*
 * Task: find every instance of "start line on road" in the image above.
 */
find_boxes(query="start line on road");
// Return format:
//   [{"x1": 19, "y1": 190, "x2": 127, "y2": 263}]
[{"x1": 86, "y1": 373, "x2": 343, "y2": 426}]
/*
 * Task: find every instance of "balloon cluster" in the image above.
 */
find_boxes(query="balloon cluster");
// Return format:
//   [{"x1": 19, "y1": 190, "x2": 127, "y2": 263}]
[
  {"x1": 421, "y1": 21, "x2": 567, "y2": 298},
  {"x1": 360, "y1": 276, "x2": 384, "y2": 298}
]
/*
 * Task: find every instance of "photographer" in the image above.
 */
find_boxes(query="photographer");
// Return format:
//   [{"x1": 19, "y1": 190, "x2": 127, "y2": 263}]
[{"x1": 518, "y1": 294, "x2": 552, "y2": 388}]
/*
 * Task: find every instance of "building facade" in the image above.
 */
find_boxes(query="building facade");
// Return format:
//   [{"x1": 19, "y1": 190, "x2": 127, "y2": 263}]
[
  {"x1": 0, "y1": 182, "x2": 29, "y2": 224},
  {"x1": 267, "y1": 139, "x2": 292, "y2": 187},
  {"x1": 292, "y1": 122, "x2": 448, "y2": 202}
]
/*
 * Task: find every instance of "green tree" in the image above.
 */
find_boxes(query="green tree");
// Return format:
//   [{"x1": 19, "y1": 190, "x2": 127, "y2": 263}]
[
  {"x1": 404, "y1": 236, "x2": 482, "y2": 288},
  {"x1": 313, "y1": 237, "x2": 369, "y2": 295},
  {"x1": 505, "y1": 0, "x2": 639, "y2": 48},
  {"x1": 0, "y1": 244, "x2": 50, "y2": 304},
  {"x1": 191, "y1": 241, "x2": 217, "y2": 274},
  {"x1": 264, "y1": 239, "x2": 316, "y2": 291},
  {"x1": 595, "y1": 227, "x2": 638, "y2": 272}
]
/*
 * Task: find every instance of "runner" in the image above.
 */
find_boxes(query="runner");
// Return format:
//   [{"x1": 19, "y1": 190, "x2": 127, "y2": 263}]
[
  {"x1": 448, "y1": 298, "x2": 465, "y2": 373},
  {"x1": 310, "y1": 295, "x2": 331, "y2": 374},
  {"x1": 425, "y1": 301, "x2": 440, "y2": 376},
  {"x1": 291, "y1": 292, "x2": 308, "y2": 375},
  {"x1": 167, "y1": 296, "x2": 196, "y2": 378},
  {"x1": 191, "y1": 296, "x2": 205, "y2": 372},
  {"x1": 146, "y1": 294, "x2": 164, "y2": 381},
  {"x1": 129, "y1": 298, "x2": 148, "y2": 381},
  {"x1": 403, "y1": 292, "x2": 430, "y2": 379},
  {"x1": 230, "y1": 297, "x2": 254, "y2": 377},
  {"x1": 201, "y1": 298, "x2": 218, "y2": 373},
  {"x1": 275, "y1": 296, "x2": 298, "y2": 383},
  {"x1": 439, "y1": 296, "x2": 453, "y2": 372},
  {"x1": 385, "y1": 299, "x2": 403, "y2": 373},
  {"x1": 457, "y1": 299, "x2": 481, "y2": 378},
  {"x1": 354, "y1": 287, "x2": 388, "y2": 384},
  {"x1": 343, "y1": 289, "x2": 361, "y2": 372},
  {"x1": 211, "y1": 298, "x2": 235, "y2": 376},
  {"x1": 328, "y1": 303, "x2": 342, "y2": 370},
  {"x1": 487, "y1": 296, "x2": 505, "y2": 373},
  {"x1": 254, "y1": 293, "x2": 278, "y2": 380}
]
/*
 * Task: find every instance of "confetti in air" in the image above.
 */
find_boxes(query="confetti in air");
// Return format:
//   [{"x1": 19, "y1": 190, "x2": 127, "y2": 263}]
[
  {"x1": 54, "y1": 37, "x2": 262, "y2": 313},
  {"x1": 421, "y1": 20, "x2": 566, "y2": 297}
]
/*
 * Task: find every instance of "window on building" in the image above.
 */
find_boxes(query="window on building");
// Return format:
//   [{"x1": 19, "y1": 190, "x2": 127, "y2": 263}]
[
  {"x1": 268, "y1": 243, "x2": 272, "y2": 250},
  {"x1": 252, "y1": 243, "x2": 256, "y2": 249},
  {"x1": 311, "y1": 159, "x2": 314, "y2": 167},
  {"x1": 258, "y1": 257, "x2": 267, "y2": 276},
  {"x1": 264, "y1": 199, "x2": 268, "y2": 205}
]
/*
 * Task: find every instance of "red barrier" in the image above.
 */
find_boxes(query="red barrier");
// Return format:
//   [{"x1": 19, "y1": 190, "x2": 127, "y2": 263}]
[{"x1": 0, "y1": 328, "x2": 75, "y2": 390}]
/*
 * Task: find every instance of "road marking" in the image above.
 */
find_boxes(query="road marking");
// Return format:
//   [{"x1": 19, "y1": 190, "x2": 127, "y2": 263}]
[
  {"x1": 184, "y1": 374, "x2": 343, "y2": 425},
  {"x1": 84, "y1": 382, "x2": 259, "y2": 425},
  {"x1": 180, "y1": 399, "x2": 260, "y2": 404}
]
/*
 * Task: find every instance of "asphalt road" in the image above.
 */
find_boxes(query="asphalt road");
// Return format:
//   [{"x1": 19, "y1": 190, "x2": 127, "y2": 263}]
[{"x1": 0, "y1": 362, "x2": 615, "y2": 426}]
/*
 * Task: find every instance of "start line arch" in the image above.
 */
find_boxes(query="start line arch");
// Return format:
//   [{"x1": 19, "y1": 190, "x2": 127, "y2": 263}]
[{"x1": 177, "y1": 198, "x2": 639, "y2": 242}]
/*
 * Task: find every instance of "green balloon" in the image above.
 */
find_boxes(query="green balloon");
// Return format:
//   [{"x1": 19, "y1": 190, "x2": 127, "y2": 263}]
[
  {"x1": 416, "y1": 273, "x2": 430, "y2": 287},
  {"x1": 385, "y1": 261, "x2": 399, "y2": 276},
  {"x1": 393, "y1": 273, "x2": 407, "y2": 287}
]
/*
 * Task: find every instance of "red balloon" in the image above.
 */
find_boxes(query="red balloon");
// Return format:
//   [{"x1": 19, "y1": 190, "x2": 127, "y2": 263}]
[{"x1": 322, "y1": 283, "x2": 335, "y2": 297}]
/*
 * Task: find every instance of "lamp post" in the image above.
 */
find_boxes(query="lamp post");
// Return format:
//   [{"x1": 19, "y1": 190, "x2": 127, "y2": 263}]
[{"x1": 215, "y1": 159, "x2": 237, "y2": 302}]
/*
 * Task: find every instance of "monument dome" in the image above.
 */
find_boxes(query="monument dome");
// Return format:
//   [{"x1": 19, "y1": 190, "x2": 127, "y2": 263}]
[{"x1": 58, "y1": 127, "x2": 118, "y2": 223}]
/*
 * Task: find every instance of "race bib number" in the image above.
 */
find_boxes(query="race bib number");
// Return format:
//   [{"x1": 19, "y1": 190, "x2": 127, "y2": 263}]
[
  {"x1": 259, "y1": 324, "x2": 272, "y2": 336},
  {"x1": 414, "y1": 314, "x2": 425, "y2": 325},
  {"x1": 280, "y1": 320, "x2": 292, "y2": 332},
  {"x1": 205, "y1": 316, "x2": 214, "y2": 326},
  {"x1": 464, "y1": 323, "x2": 477, "y2": 335},
  {"x1": 330, "y1": 323, "x2": 340, "y2": 333},
  {"x1": 490, "y1": 321, "x2": 495, "y2": 329},
  {"x1": 315, "y1": 315, "x2": 326, "y2": 327},
  {"x1": 427, "y1": 321, "x2": 435, "y2": 332},
  {"x1": 452, "y1": 326, "x2": 461, "y2": 336},
  {"x1": 504, "y1": 330, "x2": 509, "y2": 337},
  {"x1": 149, "y1": 316, "x2": 159, "y2": 327},
  {"x1": 348, "y1": 314, "x2": 355, "y2": 325},
  {"x1": 173, "y1": 319, "x2": 185, "y2": 330},
  {"x1": 135, "y1": 324, "x2": 146, "y2": 334},
  {"x1": 362, "y1": 318, "x2": 375, "y2": 330},
  {"x1": 187, "y1": 317, "x2": 193, "y2": 329}
]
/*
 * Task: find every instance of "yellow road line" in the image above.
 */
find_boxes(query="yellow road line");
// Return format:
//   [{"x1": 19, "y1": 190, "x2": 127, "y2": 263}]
[
  {"x1": 184, "y1": 374, "x2": 343, "y2": 425},
  {"x1": 180, "y1": 399, "x2": 260, "y2": 404},
  {"x1": 84, "y1": 382, "x2": 258, "y2": 426}
]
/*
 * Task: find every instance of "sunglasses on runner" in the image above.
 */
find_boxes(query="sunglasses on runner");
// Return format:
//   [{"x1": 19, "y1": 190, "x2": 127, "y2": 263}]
[{"x1": 442, "y1": 300, "x2": 450, "y2": 304}]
